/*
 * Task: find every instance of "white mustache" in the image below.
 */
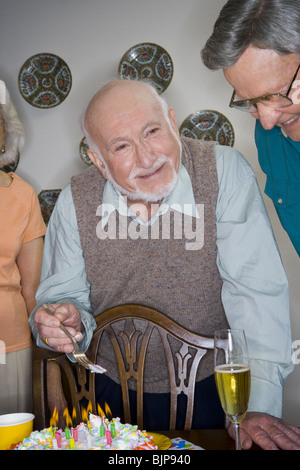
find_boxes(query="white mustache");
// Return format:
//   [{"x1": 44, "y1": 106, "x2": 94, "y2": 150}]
[{"x1": 129, "y1": 155, "x2": 170, "y2": 180}]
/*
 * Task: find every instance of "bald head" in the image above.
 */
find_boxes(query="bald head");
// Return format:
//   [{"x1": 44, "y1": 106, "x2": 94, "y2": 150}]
[{"x1": 83, "y1": 80, "x2": 169, "y2": 149}]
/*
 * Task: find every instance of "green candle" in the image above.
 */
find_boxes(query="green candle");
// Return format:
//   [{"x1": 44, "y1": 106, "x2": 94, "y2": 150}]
[
  {"x1": 110, "y1": 422, "x2": 115, "y2": 438},
  {"x1": 64, "y1": 427, "x2": 70, "y2": 439}
]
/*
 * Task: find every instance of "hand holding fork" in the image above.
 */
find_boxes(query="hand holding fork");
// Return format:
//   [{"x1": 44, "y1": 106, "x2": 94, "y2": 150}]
[{"x1": 36, "y1": 303, "x2": 106, "y2": 374}]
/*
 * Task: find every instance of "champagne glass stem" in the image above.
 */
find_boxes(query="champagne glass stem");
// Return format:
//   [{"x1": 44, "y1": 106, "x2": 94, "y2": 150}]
[{"x1": 234, "y1": 423, "x2": 242, "y2": 450}]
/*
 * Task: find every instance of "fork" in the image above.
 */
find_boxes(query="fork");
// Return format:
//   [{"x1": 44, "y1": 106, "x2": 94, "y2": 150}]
[{"x1": 42, "y1": 304, "x2": 106, "y2": 374}]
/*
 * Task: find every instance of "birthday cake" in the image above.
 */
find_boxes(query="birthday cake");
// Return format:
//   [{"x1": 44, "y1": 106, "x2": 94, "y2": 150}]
[{"x1": 14, "y1": 413, "x2": 157, "y2": 450}]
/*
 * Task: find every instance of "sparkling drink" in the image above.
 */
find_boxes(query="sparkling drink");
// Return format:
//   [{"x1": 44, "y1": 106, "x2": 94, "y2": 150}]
[{"x1": 214, "y1": 363, "x2": 250, "y2": 423}]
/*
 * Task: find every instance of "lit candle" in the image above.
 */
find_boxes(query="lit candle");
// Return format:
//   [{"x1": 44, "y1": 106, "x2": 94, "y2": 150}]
[
  {"x1": 88, "y1": 422, "x2": 91, "y2": 434},
  {"x1": 106, "y1": 430, "x2": 112, "y2": 446},
  {"x1": 55, "y1": 431, "x2": 62, "y2": 448},
  {"x1": 73, "y1": 428, "x2": 78, "y2": 442},
  {"x1": 110, "y1": 422, "x2": 115, "y2": 438},
  {"x1": 69, "y1": 437, "x2": 75, "y2": 450},
  {"x1": 100, "y1": 420, "x2": 105, "y2": 437},
  {"x1": 64, "y1": 426, "x2": 70, "y2": 439}
]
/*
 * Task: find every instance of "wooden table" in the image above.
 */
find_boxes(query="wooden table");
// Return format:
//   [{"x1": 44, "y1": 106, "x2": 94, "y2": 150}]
[{"x1": 159, "y1": 429, "x2": 260, "y2": 450}]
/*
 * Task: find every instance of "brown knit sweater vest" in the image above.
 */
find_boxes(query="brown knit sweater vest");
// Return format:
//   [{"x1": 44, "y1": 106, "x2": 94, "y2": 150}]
[{"x1": 71, "y1": 138, "x2": 228, "y2": 392}]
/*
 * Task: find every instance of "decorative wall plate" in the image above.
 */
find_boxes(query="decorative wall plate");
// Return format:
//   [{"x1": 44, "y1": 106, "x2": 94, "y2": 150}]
[
  {"x1": 18, "y1": 53, "x2": 72, "y2": 108},
  {"x1": 38, "y1": 189, "x2": 61, "y2": 225},
  {"x1": 79, "y1": 137, "x2": 93, "y2": 165},
  {"x1": 1, "y1": 152, "x2": 19, "y2": 173},
  {"x1": 118, "y1": 42, "x2": 173, "y2": 93},
  {"x1": 179, "y1": 110, "x2": 235, "y2": 147}
]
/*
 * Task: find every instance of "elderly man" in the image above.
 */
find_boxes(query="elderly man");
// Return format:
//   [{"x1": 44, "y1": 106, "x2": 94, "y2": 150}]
[
  {"x1": 201, "y1": 0, "x2": 300, "y2": 256},
  {"x1": 30, "y1": 80, "x2": 299, "y2": 449}
]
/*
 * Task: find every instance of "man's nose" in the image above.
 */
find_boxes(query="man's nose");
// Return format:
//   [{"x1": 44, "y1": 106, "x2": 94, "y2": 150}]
[
  {"x1": 135, "y1": 142, "x2": 155, "y2": 168},
  {"x1": 256, "y1": 103, "x2": 282, "y2": 130}
]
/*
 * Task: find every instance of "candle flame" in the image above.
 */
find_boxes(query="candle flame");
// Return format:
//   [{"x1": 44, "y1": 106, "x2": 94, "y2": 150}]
[
  {"x1": 81, "y1": 405, "x2": 88, "y2": 423},
  {"x1": 105, "y1": 402, "x2": 112, "y2": 418},
  {"x1": 97, "y1": 403, "x2": 105, "y2": 418},
  {"x1": 50, "y1": 401, "x2": 113, "y2": 428},
  {"x1": 63, "y1": 408, "x2": 73, "y2": 428},
  {"x1": 87, "y1": 400, "x2": 92, "y2": 414},
  {"x1": 97, "y1": 402, "x2": 112, "y2": 419},
  {"x1": 50, "y1": 406, "x2": 58, "y2": 428}
]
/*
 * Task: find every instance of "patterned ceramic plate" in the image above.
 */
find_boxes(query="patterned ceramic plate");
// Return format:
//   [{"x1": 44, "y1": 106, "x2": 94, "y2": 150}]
[
  {"x1": 179, "y1": 110, "x2": 235, "y2": 147},
  {"x1": 18, "y1": 53, "x2": 72, "y2": 108},
  {"x1": 79, "y1": 137, "x2": 93, "y2": 165},
  {"x1": 38, "y1": 189, "x2": 61, "y2": 225},
  {"x1": 118, "y1": 42, "x2": 173, "y2": 94},
  {"x1": 1, "y1": 152, "x2": 20, "y2": 173}
]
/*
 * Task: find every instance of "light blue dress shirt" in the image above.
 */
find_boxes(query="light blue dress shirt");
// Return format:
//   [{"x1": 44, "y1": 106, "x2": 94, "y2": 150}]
[{"x1": 30, "y1": 145, "x2": 294, "y2": 418}]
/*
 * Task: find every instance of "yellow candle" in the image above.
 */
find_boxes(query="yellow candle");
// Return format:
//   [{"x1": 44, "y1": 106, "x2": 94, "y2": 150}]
[{"x1": 69, "y1": 437, "x2": 75, "y2": 450}]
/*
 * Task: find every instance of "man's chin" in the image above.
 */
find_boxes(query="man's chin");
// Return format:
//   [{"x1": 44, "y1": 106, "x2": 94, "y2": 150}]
[
  {"x1": 124, "y1": 190, "x2": 167, "y2": 204},
  {"x1": 127, "y1": 180, "x2": 178, "y2": 203},
  {"x1": 107, "y1": 170, "x2": 178, "y2": 204}
]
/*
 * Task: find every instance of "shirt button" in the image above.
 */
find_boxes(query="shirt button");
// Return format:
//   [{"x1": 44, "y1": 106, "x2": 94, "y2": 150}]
[{"x1": 277, "y1": 198, "x2": 283, "y2": 205}]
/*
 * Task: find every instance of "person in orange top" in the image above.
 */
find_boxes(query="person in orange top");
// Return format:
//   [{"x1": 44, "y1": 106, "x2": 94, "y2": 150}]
[{"x1": 0, "y1": 80, "x2": 46, "y2": 414}]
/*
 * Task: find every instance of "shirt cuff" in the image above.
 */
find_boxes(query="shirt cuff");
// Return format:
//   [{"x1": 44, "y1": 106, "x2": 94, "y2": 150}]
[{"x1": 248, "y1": 376, "x2": 284, "y2": 418}]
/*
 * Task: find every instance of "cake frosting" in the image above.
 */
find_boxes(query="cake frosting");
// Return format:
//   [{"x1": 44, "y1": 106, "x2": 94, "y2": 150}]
[{"x1": 15, "y1": 413, "x2": 157, "y2": 450}]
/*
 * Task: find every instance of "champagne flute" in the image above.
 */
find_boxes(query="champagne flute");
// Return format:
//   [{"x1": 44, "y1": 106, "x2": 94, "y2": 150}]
[{"x1": 214, "y1": 329, "x2": 251, "y2": 450}]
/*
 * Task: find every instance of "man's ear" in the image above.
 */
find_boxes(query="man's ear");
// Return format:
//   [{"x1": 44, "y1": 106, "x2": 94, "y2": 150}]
[
  {"x1": 168, "y1": 108, "x2": 180, "y2": 138},
  {"x1": 87, "y1": 149, "x2": 109, "y2": 180}
]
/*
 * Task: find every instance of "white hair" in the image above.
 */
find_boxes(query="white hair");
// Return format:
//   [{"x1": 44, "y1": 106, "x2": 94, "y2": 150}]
[{"x1": 0, "y1": 80, "x2": 25, "y2": 168}]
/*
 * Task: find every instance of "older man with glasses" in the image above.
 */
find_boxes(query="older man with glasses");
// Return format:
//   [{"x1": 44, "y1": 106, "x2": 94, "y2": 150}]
[{"x1": 202, "y1": 0, "x2": 300, "y2": 256}]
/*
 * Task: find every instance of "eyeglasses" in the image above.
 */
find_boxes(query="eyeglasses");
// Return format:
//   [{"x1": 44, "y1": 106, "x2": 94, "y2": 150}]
[{"x1": 229, "y1": 63, "x2": 300, "y2": 112}]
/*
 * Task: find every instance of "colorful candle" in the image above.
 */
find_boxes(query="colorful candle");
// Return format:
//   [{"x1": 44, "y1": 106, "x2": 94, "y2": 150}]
[
  {"x1": 73, "y1": 428, "x2": 78, "y2": 442},
  {"x1": 88, "y1": 422, "x2": 91, "y2": 434},
  {"x1": 64, "y1": 426, "x2": 70, "y2": 439},
  {"x1": 69, "y1": 437, "x2": 75, "y2": 450},
  {"x1": 110, "y1": 422, "x2": 115, "y2": 438},
  {"x1": 100, "y1": 417, "x2": 105, "y2": 437},
  {"x1": 106, "y1": 430, "x2": 112, "y2": 446},
  {"x1": 55, "y1": 431, "x2": 62, "y2": 448}
]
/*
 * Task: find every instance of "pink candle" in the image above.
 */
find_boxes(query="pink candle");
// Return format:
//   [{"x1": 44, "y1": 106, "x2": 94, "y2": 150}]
[
  {"x1": 73, "y1": 428, "x2": 78, "y2": 442},
  {"x1": 106, "y1": 430, "x2": 112, "y2": 446},
  {"x1": 55, "y1": 431, "x2": 62, "y2": 448}
]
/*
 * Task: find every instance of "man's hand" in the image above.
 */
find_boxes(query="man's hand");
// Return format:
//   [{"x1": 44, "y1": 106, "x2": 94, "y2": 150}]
[
  {"x1": 33, "y1": 303, "x2": 83, "y2": 354},
  {"x1": 228, "y1": 412, "x2": 300, "y2": 450}
]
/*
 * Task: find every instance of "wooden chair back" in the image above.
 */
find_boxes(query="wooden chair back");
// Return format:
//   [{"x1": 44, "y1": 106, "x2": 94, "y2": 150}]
[{"x1": 33, "y1": 304, "x2": 214, "y2": 431}]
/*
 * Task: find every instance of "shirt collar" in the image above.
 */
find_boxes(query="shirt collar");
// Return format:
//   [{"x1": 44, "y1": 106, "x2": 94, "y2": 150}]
[{"x1": 100, "y1": 164, "x2": 200, "y2": 227}]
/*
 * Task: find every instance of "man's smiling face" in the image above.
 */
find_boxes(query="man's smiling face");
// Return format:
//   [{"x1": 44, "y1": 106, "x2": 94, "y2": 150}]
[{"x1": 224, "y1": 47, "x2": 300, "y2": 141}]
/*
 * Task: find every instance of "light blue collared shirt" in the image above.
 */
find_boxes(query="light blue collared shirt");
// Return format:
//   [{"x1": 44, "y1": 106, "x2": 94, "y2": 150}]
[{"x1": 30, "y1": 145, "x2": 293, "y2": 418}]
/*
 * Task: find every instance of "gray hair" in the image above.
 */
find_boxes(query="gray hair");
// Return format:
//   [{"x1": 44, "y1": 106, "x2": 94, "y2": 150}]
[
  {"x1": 0, "y1": 80, "x2": 25, "y2": 168},
  {"x1": 201, "y1": 0, "x2": 300, "y2": 70}
]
